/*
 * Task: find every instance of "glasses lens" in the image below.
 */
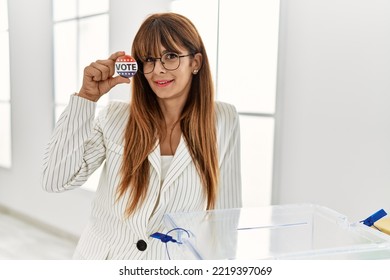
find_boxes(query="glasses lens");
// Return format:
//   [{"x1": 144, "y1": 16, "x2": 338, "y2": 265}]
[
  {"x1": 142, "y1": 57, "x2": 155, "y2": 74},
  {"x1": 161, "y1": 53, "x2": 180, "y2": 70},
  {"x1": 141, "y1": 53, "x2": 182, "y2": 73}
]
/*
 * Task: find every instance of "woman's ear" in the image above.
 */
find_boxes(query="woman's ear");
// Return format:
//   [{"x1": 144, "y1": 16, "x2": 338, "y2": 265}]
[{"x1": 192, "y1": 53, "x2": 203, "y2": 73}]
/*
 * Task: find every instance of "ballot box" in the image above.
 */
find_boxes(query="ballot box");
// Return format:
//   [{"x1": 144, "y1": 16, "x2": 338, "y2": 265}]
[{"x1": 163, "y1": 204, "x2": 390, "y2": 259}]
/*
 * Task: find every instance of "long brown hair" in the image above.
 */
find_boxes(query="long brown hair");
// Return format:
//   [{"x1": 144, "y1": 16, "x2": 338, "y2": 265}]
[{"x1": 117, "y1": 13, "x2": 218, "y2": 217}]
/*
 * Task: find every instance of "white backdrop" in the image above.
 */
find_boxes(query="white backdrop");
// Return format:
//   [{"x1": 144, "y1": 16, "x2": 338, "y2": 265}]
[{"x1": 273, "y1": 0, "x2": 390, "y2": 221}]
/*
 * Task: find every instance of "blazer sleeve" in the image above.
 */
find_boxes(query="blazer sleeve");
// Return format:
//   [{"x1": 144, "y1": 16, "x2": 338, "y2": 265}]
[
  {"x1": 215, "y1": 103, "x2": 243, "y2": 209},
  {"x1": 41, "y1": 95, "x2": 107, "y2": 193}
]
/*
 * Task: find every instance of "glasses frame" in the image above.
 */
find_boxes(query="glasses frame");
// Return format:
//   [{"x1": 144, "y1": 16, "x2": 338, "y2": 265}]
[{"x1": 139, "y1": 52, "x2": 194, "y2": 74}]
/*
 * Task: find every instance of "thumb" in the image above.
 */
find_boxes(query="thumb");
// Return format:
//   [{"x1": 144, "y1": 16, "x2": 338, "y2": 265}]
[{"x1": 110, "y1": 76, "x2": 131, "y2": 87}]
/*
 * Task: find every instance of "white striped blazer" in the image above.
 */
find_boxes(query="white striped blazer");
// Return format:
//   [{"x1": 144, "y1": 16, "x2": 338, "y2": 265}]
[{"x1": 41, "y1": 95, "x2": 242, "y2": 259}]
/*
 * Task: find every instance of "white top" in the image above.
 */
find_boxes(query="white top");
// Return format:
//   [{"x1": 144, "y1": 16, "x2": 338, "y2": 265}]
[{"x1": 161, "y1": 155, "x2": 173, "y2": 182}]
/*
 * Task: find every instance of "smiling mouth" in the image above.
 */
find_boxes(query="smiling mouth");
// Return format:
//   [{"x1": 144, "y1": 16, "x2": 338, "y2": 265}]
[{"x1": 155, "y1": 80, "x2": 174, "y2": 87}]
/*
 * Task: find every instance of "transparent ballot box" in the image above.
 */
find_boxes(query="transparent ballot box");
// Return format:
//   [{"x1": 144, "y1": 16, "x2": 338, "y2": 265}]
[{"x1": 163, "y1": 204, "x2": 390, "y2": 259}]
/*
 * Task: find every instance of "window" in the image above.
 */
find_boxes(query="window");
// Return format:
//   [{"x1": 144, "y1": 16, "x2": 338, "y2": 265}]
[
  {"x1": 52, "y1": 0, "x2": 109, "y2": 190},
  {"x1": 0, "y1": 0, "x2": 11, "y2": 168},
  {"x1": 172, "y1": 0, "x2": 280, "y2": 207}
]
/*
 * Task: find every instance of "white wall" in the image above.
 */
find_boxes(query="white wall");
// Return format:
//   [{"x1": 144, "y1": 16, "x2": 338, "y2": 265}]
[
  {"x1": 273, "y1": 0, "x2": 390, "y2": 221},
  {"x1": 0, "y1": 0, "x2": 94, "y2": 237}
]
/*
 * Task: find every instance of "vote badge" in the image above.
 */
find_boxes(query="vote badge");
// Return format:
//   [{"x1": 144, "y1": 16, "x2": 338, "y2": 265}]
[{"x1": 115, "y1": 55, "x2": 138, "y2": 78}]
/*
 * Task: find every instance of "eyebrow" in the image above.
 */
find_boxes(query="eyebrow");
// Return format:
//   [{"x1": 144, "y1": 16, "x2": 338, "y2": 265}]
[
  {"x1": 143, "y1": 50, "x2": 168, "y2": 58},
  {"x1": 145, "y1": 50, "x2": 176, "y2": 58}
]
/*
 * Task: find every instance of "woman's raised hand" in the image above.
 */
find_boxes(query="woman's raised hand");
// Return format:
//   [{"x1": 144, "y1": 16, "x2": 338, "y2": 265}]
[{"x1": 77, "y1": 51, "x2": 130, "y2": 102}]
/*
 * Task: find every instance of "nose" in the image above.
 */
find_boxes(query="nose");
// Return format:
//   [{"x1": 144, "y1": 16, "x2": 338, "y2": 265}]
[{"x1": 153, "y1": 58, "x2": 166, "y2": 73}]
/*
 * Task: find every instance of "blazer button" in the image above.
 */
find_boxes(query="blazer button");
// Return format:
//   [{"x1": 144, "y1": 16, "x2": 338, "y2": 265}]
[{"x1": 136, "y1": 239, "x2": 147, "y2": 251}]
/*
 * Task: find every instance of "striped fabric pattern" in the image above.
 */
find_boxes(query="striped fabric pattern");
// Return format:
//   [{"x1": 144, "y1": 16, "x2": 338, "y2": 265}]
[{"x1": 42, "y1": 95, "x2": 242, "y2": 259}]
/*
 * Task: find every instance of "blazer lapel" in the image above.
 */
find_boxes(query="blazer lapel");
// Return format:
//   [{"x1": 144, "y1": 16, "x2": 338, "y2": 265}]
[
  {"x1": 148, "y1": 141, "x2": 161, "y2": 179},
  {"x1": 161, "y1": 135, "x2": 192, "y2": 192}
]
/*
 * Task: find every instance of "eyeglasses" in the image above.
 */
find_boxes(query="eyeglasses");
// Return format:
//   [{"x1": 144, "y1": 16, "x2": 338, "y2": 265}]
[{"x1": 140, "y1": 52, "x2": 194, "y2": 74}]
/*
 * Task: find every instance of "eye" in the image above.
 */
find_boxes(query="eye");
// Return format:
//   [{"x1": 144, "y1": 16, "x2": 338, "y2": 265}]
[
  {"x1": 164, "y1": 53, "x2": 179, "y2": 61},
  {"x1": 144, "y1": 57, "x2": 155, "y2": 63}
]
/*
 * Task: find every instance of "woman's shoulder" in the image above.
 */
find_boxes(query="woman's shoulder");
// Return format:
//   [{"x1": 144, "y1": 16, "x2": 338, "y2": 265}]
[
  {"x1": 108, "y1": 99, "x2": 129, "y2": 111},
  {"x1": 97, "y1": 99, "x2": 129, "y2": 126},
  {"x1": 214, "y1": 101, "x2": 239, "y2": 135},
  {"x1": 214, "y1": 101, "x2": 239, "y2": 121},
  {"x1": 102, "y1": 99, "x2": 129, "y2": 116}
]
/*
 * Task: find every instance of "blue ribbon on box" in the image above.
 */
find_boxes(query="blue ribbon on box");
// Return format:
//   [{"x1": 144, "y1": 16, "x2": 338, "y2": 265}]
[{"x1": 360, "y1": 209, "x2": 387, "y2": 227}]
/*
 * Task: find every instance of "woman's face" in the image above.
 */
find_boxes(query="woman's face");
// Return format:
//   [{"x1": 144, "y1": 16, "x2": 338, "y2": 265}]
[{"x1": 143, "y1": 46, "x2": 202, "y2": 103}]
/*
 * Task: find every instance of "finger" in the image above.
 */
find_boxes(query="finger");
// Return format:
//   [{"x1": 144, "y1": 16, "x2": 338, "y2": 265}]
[
  {"x1": 108, "y1": 76, "x2": 131, "y2": 88},
  {"x1": 95, "y1": 59, "x2": 116, "y2": 78},
  {"x1": 91, "y1": 61, "x2": 111, "y2": 80},
  {"x1": 108, "y1": 51, "x2": 126, "y2": 61},
  {"x1": 84, "y1": 64, "x2": 103, "y2": 82}
]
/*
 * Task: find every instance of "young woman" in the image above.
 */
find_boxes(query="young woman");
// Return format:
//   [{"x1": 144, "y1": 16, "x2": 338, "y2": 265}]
[{"x1": 42, "y1": 12, "x2": 242, "y2": 259}]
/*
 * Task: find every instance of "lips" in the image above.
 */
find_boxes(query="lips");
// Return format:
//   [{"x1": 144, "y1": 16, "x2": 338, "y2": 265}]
[{"x1": 155, "y1": 79, "x2": 174, "y2": 87}]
